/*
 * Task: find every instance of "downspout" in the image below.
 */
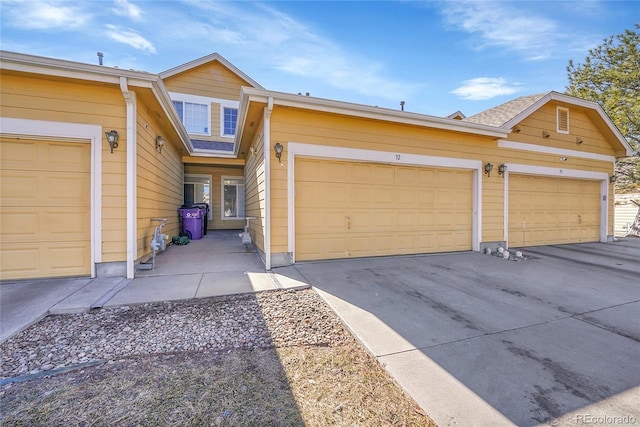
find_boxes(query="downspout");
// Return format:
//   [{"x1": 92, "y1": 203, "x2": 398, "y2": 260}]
[
  {"x1": 120, "y1": 77, "x2": 137, "y2": 279},
  {"x1": 263, "y1": 97, "x2": 274, "y2": 270}
]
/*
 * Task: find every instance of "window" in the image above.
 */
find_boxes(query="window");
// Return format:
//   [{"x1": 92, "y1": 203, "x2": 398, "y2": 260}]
[
  {"x1": 173, "y1": 100, "x2": 210, "y2": 135},
  {"x1": 184, "y1": 174, "x2": 212, "y2": 220},
  {"x1": 222, "y1": 177, "x2": 244, "y2": 219},
  {"x1": 223, "y1": 107, "x2": 238, "y2": 136},
  {"x1": 557, "y1": 107, "x2": 569, "y2": 134}
]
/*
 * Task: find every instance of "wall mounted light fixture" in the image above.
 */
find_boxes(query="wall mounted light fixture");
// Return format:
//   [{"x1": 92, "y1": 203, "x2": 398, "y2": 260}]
[
  {"x1": 105, "y1": 130, "x2": 119, "y2": 153},
  {"x1": 484, "y1": 162, "x2": 494, "y2": 177},
  {"x1": 498, "y1": 163, "x2": 507, "y2": 177},
  {"x1": 156, "y1": 136, "x2": 166, "y2": 154},
  {"x1": 609, "y1": 175, "x2": 617, "y2": 183},
  {"x1": 274, "y1": 142, "x2": 284, "y2": 165},
  {"x1": 576, "y1": 137, "x2": 583, "y2": 145},
  {"x1": 249, "y1": 146, "x2": 257, "y2": 156},
  {"x1": 542, "y1": 131, "x2": 551, "y2": 138},
  {"x1": 512, "y1": 125, "x2": 521, "y2": 133}
]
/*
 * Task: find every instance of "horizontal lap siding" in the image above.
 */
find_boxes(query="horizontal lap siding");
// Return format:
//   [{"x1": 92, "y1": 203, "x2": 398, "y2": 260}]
[
  {"x1": 136, "y1": 103, "x2": 184, "y2": 260},
  {"x1": 244, "y1": 121, "x2": 266, "y2": 252},
  {"x1": 0, "y1": 73, "x2": 128, "y2": 263},
  {"x1": 268, "y1": 106, "x2": 615, "y2": 253}
]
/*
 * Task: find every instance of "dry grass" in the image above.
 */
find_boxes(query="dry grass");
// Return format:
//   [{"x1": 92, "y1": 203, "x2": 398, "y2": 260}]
[{"x1": 1, "y1": 338, "x2": 435, "y2": 427}]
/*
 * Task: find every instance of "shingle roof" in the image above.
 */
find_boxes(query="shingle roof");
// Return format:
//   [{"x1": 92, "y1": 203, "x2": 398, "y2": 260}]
[
  {"x1": 465, "y1": 94, "x2": 546, "y2": 127},
  {"x1": 191, "y1": 139, "x2": 234, "y2": 151}
]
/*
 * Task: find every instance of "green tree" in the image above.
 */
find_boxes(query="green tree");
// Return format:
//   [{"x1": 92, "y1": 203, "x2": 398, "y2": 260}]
[{"x1": 566, "y1": 25, "x2": 640, "y2": 236}]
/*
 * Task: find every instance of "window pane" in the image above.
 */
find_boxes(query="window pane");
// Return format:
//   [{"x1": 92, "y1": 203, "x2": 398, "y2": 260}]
[
  {"x1": 184, "y1": 102, "x2": 209, "y2": 134},
  {"x1": 224, "y1": 185, "x2": 237, "y2": 217},
  {"x1": 184, "y1": 175, "x2": 211, "y2": 219},
  {"x1": 237, "y1": 184, "x2": 245, "y2": 217},
  {"x1": 173, "y1": 101, "x2": 184, "y2": 121},
  {"x1": 223, "y1": 107, "x2": 238, "y2": 136},
  {"x1": 184, "y1": 183, "x2": 195, "y2": 206}
]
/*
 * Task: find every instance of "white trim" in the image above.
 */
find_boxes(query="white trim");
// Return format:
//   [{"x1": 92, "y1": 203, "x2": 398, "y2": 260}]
[
  {"x1": 120, "y1": 78, "x2": 137, "y2": 279},
  {"x1": 0, "y1": 117, "x2": 102, "y2": 277},
  {"x1": 263, "y1": 97, "x2": 274, "y2": 270},
  {"x1": 239, "y1": 87, "x2": 508, "y2": 139},
  {"x1": 498, "y1": 140, "x2": 616, "y2": 163},
  {"x1": 220, "y1": 175, "x2": 245, "y2": 220},
  {"x1": 556, "y1": 106, "x2": 569, "y2": 134},
  {"x1": 168, "y1": 91, "x2": 238, "y2": 109},
  {"x1": 286, "y1": 142, "x2": 483, "y2": 259},
  {"x1": 503, "y1": 171, "x2": 509, "y2": 243},
  {"x1": 505, "y1": 164, "x2": 609, "y2": 247},
  {"x1": 220, "y1": 105, "x2": 239, "y2": 138}
]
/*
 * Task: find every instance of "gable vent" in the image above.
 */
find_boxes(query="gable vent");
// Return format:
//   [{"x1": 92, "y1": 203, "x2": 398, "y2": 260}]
[{"x1": 557, "y1": 107, "x2": 569, "y2": 134}]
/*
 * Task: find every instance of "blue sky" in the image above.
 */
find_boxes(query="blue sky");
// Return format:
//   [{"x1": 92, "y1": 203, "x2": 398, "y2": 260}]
[{"x1": 1, "y1": 0, "x2": 637, "y2": 117}]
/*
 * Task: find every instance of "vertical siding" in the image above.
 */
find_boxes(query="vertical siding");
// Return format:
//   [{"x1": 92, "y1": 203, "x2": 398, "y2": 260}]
[
  {"x1": 0, "y1": 73, "x2": 128, "y2": 262},
  {"x1": 244, "y1": 121, "x2": 266, "y2": 252},
  {"x1": 135, "y1": 101, "x2": 184, "y2": 260},
  {"x1": 183, "y1": 164, "x2": 245, "y2": 230}
]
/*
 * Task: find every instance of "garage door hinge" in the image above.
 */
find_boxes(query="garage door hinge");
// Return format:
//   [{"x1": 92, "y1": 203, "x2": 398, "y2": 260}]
[{"x1": 603, "y1": 195, "x2": 607, "y2": 201}]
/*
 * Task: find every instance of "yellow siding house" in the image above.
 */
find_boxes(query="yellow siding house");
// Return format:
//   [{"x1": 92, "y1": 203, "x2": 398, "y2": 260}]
[{"x1": 0, "y1": 50, "x2": 633, "y2": 280}]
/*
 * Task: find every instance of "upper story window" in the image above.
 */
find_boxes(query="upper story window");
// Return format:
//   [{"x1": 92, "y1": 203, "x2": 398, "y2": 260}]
[
  {"x1": 223, "y1": 107, "x2": 238, "y2": 136},
  {"x1": 173, "y1": 100, "x2": 210, "y2": 135}
]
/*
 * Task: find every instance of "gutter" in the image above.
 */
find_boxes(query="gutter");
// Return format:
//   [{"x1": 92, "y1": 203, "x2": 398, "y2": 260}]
[
  {"x1": 263, "y1": 96, "x2": 274, "y2": 270},
  {"x1": 120, "y1": 77, "x2": 137, "y2": 279}
]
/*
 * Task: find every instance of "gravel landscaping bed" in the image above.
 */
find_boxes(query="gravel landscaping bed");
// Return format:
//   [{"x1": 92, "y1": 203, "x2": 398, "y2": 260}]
[
  {"x1": 0, "y1": 288, "x2": 435, "y2": 426},
  {"x1": 1, "y1": 289, "x2": 350, "y2": 379}
]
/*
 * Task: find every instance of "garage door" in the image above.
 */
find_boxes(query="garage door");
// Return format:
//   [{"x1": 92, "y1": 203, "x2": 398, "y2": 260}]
[
  {"x1": 295, "y1": 158, "x2": 473, "y2": 261},
  {"x1": 0, "y1": 137, "x2": 91, "y2": 280},
  {"x1": 508, "y1": 174, "x2": 600, "y2": 247}
]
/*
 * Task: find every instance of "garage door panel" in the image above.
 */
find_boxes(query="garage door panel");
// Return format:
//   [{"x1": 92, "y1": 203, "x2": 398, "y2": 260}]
[
  {"x1": 509, "y1": 174, "x2": 600, "y2": 247},
  {"x1": 295, "y1": 158, "x2": 472, "y2": 261},
  {"x1": 0, "y1": 137, "x2": 91, "y2": 280}
]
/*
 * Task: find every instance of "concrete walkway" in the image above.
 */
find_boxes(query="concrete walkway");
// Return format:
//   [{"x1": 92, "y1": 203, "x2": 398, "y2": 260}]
[{"x1": 1, "y1": 230, "x2": 309, "y2": 343}]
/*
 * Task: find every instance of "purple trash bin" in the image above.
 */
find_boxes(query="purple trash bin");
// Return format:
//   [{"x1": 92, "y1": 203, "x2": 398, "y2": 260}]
[{"x1": 178, "y1": 208, "x2": 203, "y2": 240}]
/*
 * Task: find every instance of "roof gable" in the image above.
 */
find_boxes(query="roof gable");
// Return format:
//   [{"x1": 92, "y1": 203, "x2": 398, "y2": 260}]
[
  {"x1": 160, "y1": 53, "x2": 262, "y2": 89},
  {"x1": 467, "y1": 91, "x2": 633, "y2": 157}
]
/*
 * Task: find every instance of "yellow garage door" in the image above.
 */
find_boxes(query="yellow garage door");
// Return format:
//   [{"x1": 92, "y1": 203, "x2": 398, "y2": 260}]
[
  {"x1": 508, "y1": 174, "x2": 600, "y2": 247},
  {"x1": 1, "y1": 137, "x2": 91, "y2": 280},
  {"x1": 295, "y1": 158, "x2": 473, "y2": 261}
]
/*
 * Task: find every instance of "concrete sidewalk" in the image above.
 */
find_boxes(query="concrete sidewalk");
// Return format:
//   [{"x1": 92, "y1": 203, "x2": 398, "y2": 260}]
[{"x1": 1, "y1": 231, "x2": 309, "y2": 343}]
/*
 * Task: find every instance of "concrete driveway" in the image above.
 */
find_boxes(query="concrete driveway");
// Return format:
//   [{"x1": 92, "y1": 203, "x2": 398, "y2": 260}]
[{"x1": 290, "y1": 239, "x2": 640, "y2": 426}]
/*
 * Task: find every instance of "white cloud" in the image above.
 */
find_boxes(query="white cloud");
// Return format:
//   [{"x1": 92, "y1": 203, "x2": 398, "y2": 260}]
[
  {"x1": 105, "y1": 24, "x2": 156, "y2": 54},
  {"x1": 180, "y1": 1, "x2": 421, "y2": 103},
  {"x1": 441, "y1": 1, "x2": 560, "y2": 60},
  {"x1": 451, "y1": 77, "x2": 521, "y2": 101},
  {"x1": 112, "y1": 0, "x2": 143, "y2": 21},
  {"x1": 2, "y1": 0, "x2": 91, "y2": 30}
]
